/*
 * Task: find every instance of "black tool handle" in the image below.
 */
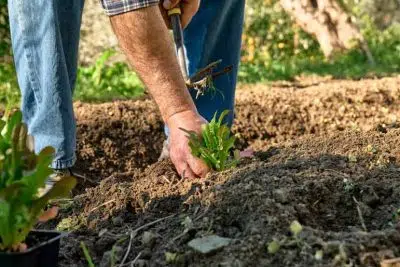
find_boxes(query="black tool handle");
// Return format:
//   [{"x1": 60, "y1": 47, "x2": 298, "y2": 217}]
[{"x1": 169, "y1": 9, "x2": 189, "y2": 81}]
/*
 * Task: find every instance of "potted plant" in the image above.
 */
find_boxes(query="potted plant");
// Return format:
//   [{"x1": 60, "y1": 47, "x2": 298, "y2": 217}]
[{"x1": 0, "y1": 110, "x2": 76, "y2": 267}]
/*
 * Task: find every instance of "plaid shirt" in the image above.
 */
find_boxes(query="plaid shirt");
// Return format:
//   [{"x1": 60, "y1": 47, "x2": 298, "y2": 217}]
[{"x1": 101, "y1": 0, "x2": 160, "y2": 16}]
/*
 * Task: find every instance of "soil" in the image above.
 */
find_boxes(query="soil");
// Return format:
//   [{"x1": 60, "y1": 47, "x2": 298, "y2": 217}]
[{"x1": 41, "y1": 76, "x2": 400, "y2": 267}]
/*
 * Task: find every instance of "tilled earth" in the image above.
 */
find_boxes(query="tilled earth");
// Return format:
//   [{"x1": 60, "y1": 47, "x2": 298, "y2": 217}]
[{"x1": 45, "y1": 76, "x2": 400, "y2": 267}]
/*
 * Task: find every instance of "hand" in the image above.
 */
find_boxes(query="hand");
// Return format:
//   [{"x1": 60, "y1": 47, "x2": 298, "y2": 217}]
[
  {"x1": 160, "y1": 0, "x2": 200, "y2": 29},
  {"x1": 38, "y1": 206, "x2": 59, "y2": 222},
  {"x1": 167, "y1": 110, "x2": 210, "y2": 178}
]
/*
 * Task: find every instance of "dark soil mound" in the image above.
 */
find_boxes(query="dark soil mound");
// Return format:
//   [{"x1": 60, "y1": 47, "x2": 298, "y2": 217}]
[
  {"x1": 55, "y1": 127, "x2": 400, "y2": 267},
  {"x1": 234, "y1": 76, "x2": 400, "y2": 149},
  {"x1": 74, "y1": 99, "x2": 164, "y2": 183}
]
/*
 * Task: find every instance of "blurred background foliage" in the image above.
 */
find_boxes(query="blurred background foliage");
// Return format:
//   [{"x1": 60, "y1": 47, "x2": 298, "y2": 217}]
[
  {"x1": 1, "y1": 0, "x2": 400, "y2": 107},
  {"x1": 0, "y1": 0, "x2": 10, "y2": 59},
  {"x1": 240, "y1": 0, "x2": 400, "y2": 82}
]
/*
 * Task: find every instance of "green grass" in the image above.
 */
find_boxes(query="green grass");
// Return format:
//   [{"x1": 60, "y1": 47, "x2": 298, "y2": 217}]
[
  {"x1": 239, "y1": 22, "x2": 400, "y2": 83},
  {"x1": 74, "y1": 50, "x2": 144, "y2": 102},
  {"x1": 238, "y1": 48, "x2": 400, "y2": 83},
  {"x1": 0, "y1": 49, "x2": 145, "y2": 109},
  {"x1": 0, "y1": 63, "x2": 19, "y2": 109},
  {"x1": 80, "y1": 241, "x2": 95, "y2": 267}
]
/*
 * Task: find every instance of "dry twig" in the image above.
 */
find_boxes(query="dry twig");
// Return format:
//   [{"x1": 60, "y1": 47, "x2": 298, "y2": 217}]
[
  {"x1": 119, "y1": 231, "x2": 135, "y2": 267},
  {"x1": 88, "y1": 199, "x2": 116, "y2": 214},
  {"x1": 353, "y1": 197, "x2": 368, "y2": 232}
]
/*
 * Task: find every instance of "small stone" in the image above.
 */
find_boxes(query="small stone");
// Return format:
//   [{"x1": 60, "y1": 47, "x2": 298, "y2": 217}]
[
  {"x1": 315, "y1": 250, "x2": 323, "y2": 260},
  {"x1": 249, "y1": 227, "x2": 260, "y2": 235},
  {"x1": 100, "y1": 246, "x2": 123, "y2": 267},
  {"x1": 188, "y1": 235, "x2": 231, "y2": 254},
  {"x1": 142, "y1": 231, "x2": 157, "y2": 248},
  {"x1": 273, "y1": 189, "x2": 289, "y2": 204},
  {"x1": 135, "y1": 259, "x2": 149, "y2": 267},
  {"x1": 112, "y1": 216, "x2": 124, "y2": 226}
]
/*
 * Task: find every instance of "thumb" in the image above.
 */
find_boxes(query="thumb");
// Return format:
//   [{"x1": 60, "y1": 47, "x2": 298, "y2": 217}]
[{"x1": 163, "y1": 0, "x2": 180, "y2": 9}]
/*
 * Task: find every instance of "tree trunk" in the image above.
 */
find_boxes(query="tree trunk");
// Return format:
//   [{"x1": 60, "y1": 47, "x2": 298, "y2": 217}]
[{"x1": 280, "y1": 0, "x2": 373, "y2": 61}]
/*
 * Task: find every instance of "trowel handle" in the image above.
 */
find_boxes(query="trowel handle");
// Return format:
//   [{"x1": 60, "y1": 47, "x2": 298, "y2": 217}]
[{"x1": 168, "y1": 7, "x2": 189, "y2": 81}]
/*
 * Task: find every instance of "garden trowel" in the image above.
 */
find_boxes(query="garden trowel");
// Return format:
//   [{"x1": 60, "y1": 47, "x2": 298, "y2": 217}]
[{"x1": 168, "y1": 7, "x2": 232, "y2": 98}]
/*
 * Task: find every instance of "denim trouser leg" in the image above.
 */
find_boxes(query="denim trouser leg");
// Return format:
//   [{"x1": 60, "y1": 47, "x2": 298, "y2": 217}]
[
  {"x1": 184, "y1": 0, "x2": 245, "y2": 126},
  {"x1": 8, "y1": 0, "x2": 84, "y2": 169}
]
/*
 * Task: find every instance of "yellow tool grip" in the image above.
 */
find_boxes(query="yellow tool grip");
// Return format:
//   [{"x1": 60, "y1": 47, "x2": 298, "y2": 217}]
[{"x1": 168, "y1": 7, "x2": 181, "y2": 16}]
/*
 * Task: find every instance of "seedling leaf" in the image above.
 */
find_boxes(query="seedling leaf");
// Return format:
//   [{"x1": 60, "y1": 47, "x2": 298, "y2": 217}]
[
  {"x1": 81, "y1": 241, "x2": 95, "y2": 267},
  {"x1": 268, "y1": 240, "x2": 280, "y2": 254},
  {"x1": 181, "y1": 110, "x2": 238, "y2": 171},
  {"x1": 290, "y1": 220, "x2": 303, "y2": 236}
]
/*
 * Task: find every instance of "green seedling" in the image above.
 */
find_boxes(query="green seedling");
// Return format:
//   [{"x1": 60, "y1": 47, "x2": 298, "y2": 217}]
[
  {"x1": 343, "y1": 178, "x2": 355, "y2": 193},
  {"x1": 348, "y1": 154, "x2": 357, "y2": 163},
  {"x1": 0, "y1": 110, "x2": 76, "y2": 251},
  {"x1": 181, "y1": 110, "x2": 239, "y2": 171},
  {"x1": 165, "y1": 252, "x2": 184, "y2": 264},
  {"x1": 267, "y1": 220, "x2": 306, "y2": 254},
  {"x1": 391, "y1": 208, "x2": 400, "y2": 224},
  {"x1": 80, "y1": 241, "x2": 95, "y2": 267}
]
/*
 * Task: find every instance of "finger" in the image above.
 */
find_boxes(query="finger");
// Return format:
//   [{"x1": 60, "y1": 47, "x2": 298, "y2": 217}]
[
  {"x1": 38, "y1": 206, "x2": 59, "y2": 222},
  {"x1": 163, "y1": 0, "x2": 180, "y2": 9},
  {"x1": 19, "y1": 243, "x2": 28, "y2": 252},
  {"x1": 182, "y1": 162, "x2": 197, "y2": 179},
  {"x1": 187, "y1": 155, "x2": 210, "y2": 178},
  {"x1": 180, "y1": 3, "x2": 200, "y2": 28},
  {"x1": 240, "y1": 148, "x2": 255, "y2": 158},
  {"x1": 170, "y1": 154, "x2": 194, "y2": 179},
  {"x1": 12, "y1": 243, "x2": 28, "y2": 252}
]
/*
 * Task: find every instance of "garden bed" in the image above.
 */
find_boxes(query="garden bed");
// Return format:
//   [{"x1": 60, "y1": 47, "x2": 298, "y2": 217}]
[{"x1": 48, "y1": 76, "x2": 400, "y2": 266}]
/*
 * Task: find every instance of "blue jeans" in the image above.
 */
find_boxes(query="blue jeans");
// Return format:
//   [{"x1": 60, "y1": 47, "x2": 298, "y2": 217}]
[
  {"x1": 185, "y1": 0, "x2": 245, "y2": 126},
  {"x1": 8, "y1": 0, "x2": 245, "y2": 169},
  {"x1": 8, "y1": 0, "x2": 84, "y2": 169}
]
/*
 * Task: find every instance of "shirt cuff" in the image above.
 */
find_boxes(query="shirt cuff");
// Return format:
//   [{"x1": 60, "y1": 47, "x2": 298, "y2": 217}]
[{"x1": 101, "y1": 0, "x2": 160, "y2": 16}]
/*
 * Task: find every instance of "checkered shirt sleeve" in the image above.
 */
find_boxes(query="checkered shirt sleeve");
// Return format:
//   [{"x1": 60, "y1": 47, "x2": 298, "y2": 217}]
[{"x1": 100, "y1": 0, "x2": 160, "y2": 16}]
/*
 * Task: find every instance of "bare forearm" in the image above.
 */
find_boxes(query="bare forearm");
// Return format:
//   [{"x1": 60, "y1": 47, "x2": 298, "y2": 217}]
[{"x1": 110, "y1": 6, "x2": 196, "y2": 123}]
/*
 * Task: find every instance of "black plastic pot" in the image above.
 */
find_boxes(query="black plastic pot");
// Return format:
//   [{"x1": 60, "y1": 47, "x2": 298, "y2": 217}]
[{"x1": 0, "y1": 230, "x2": 67, "y2": 267}]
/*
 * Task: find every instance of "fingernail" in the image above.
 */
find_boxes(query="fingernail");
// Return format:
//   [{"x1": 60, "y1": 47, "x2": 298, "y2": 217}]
[{"x1": 163, "y1": 0, "x2": 171, "y2": 9}]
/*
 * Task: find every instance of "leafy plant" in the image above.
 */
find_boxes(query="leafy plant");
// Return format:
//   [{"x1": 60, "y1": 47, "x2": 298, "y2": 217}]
[
  {"x1": 181, "y1": 110, "x2": 239, "y2": 171},
  {"x1": 0, "y1": 110, "x2": 76, "y2": 251},
  {"x1": 0, "y1": 50, "x2": 146, "y2": 107},
  {"x1": 74, "y1": 50, "x2": 144, "y2": 102}
]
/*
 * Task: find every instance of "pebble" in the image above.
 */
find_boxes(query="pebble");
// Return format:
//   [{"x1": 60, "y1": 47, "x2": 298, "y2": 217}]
[{"x1": 188, "y1": 235, "x2": 232, "y2": 254}]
